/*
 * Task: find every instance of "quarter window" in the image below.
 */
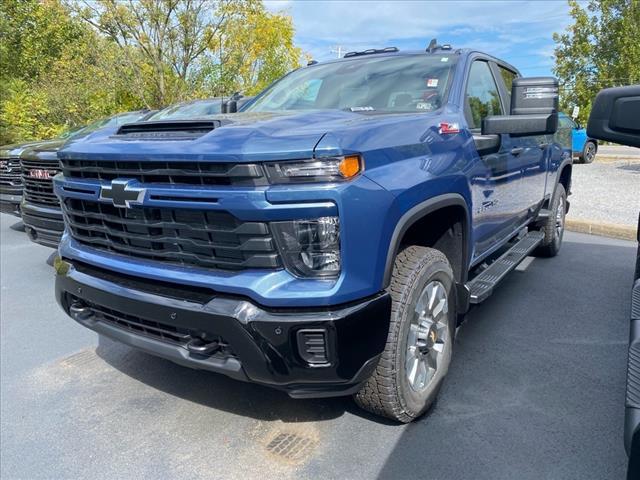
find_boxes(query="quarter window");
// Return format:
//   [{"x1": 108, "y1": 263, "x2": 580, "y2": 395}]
[
  {"x1": 465, "y1": 61, "x2": 502, "y2": 129},
  {"x1": 498, "y1": 66, "x2": 518, "y2": 111}
]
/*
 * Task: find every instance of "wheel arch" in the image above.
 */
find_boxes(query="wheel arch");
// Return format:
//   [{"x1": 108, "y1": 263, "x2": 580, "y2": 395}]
[
  {"x1": 383, "y1": 194, "x2": 471, "y2": 288},
  {"x1": 558, "y1": 160, "x2": 573, "y2": 195}
]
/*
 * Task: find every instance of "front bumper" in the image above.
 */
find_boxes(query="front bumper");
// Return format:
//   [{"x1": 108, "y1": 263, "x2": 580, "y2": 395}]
[
  {"x1": 21, "y1": 201, "x2": 64, "y2": 248},
  {"x1": 55, "y1": 259, "x2": 391, "y2": 398},
  {"x1": 0, "y1": 193, "x2": 22, "y2": 217}
]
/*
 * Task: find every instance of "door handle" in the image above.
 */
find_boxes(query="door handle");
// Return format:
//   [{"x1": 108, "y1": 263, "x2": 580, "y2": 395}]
[{"x1": 511, "y1": 147, "x2": 524, "y2": 156}]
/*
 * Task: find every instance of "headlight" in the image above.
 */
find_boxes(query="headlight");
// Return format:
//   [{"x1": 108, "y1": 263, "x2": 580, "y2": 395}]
[
  {"x1": 271, "y1": 217, "x2": 340, "y2": 278},
  {"x1": 265, "y1": 155, "x2": 362, "y2": 184}
]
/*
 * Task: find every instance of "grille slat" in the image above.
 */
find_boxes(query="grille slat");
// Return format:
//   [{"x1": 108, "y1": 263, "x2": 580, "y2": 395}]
[
  {"x1": 22, "y1": 159, "x2": 60, "y2": 206},
  {"x1": 63, "y1": 198, "x2": 281, "y2": 270},
  {"x1": 60, "y1": 159, "x2": 267, "y2": 186}
]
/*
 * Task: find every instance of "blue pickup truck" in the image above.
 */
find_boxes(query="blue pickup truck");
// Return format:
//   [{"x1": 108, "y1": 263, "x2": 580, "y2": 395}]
[{"x1": 53, "y1": 44, "x2": 570, "y2": 422}]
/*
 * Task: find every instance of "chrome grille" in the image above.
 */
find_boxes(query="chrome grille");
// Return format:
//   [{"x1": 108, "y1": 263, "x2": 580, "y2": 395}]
[
  {"x1": 0, "y1": 158, "x2": 22, "y2": 192},
  {"x1": 22, "y1": 159, "x2": 61, "y2": 206}
]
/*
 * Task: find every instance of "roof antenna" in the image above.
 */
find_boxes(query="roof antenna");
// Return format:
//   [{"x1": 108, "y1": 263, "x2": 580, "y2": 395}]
[{"x1": 426, "y1": 38, "x2": 438, "y2": 53}]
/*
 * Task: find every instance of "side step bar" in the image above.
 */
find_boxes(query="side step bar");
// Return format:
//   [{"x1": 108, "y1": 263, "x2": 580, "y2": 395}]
[{"x1": 466, "y1": 230, "x2": 544, "y2": 304}]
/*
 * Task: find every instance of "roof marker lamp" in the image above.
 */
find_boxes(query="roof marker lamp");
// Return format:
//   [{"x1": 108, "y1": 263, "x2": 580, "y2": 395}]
[
  {"x1": 271, "y1": 217, "x2": 340, "y2": 278},
  {"x1": 265, "y1": 155, "x2": 362, "y2": 184}
]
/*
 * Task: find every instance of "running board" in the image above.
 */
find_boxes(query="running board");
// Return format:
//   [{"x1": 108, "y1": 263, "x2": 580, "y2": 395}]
[{"x1": 467, "y1": 230, "x2": 544, "y2": 304}]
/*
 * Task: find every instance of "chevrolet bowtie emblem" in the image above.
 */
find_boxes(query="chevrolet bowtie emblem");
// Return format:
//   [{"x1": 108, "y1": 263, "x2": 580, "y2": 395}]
[{"x1": 99, "y1": 179, "x2": 146, "y2": 208}]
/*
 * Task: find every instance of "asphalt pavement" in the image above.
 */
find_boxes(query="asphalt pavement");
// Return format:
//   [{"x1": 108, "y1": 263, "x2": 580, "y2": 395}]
[{"x1": 0, "y1": 212, "x2": 636, "y2": 480}]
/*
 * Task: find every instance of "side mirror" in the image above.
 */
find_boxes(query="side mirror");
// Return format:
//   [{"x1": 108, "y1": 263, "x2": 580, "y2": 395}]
[
  {"x1": 482, "y1": 76, "x2": 559, "y2": 136},
  {"x1": 587, "y1": 85, "x2": 640, "y2": 148}
]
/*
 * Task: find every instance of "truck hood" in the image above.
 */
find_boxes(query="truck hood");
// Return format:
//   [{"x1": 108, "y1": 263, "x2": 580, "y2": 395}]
[
  {"x1": 58, "y1": 109, "x2": 423, "y2": 162},
  {"x1": 0, "y1": 139, "x2": 53, "y2": 158}
]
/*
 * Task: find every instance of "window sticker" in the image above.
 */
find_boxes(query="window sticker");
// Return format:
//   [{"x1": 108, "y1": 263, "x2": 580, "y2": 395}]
[
  {"x1": 350, "y1": 106, "x2": 375, "y2": 112},
  {"x1": 416, "y1": 102, "x2": 431, "y2": 110},
  {"x1": 427, "y1": 78, "x2": 439, "y2": 87},
  {"x1": 441, "y1": 57, "x2": 449, "y2": 62}
]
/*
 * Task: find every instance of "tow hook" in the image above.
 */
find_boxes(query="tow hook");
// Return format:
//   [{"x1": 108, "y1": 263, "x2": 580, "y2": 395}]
[
  {"x1": 186, "y1": 338, "x2": 220, "y2": 355},
  {"x1": 69, "y1": 303, "x2": 93, "y2": 322}
]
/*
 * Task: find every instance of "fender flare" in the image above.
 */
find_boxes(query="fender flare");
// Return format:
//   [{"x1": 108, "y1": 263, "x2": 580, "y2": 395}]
[
  {"x1": 556, "y1": 157, "x2": 573, "y2": 195},
  {"x1": 382, "y1": 193, "x2": 471, "y2": 287}
]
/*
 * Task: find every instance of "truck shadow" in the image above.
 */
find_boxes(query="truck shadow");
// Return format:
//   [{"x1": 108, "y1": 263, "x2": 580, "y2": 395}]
[
  {"x1": 95, "y1": 335, "x2": 370, "y2": 424},
  {"x1": 375, "y1": 237, "x2": 635, "y2": 480}
]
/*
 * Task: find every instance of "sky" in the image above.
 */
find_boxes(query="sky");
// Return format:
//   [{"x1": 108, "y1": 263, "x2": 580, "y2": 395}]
[{"x1": 265, "y1": 0, "x2": 577, "y2": 77}]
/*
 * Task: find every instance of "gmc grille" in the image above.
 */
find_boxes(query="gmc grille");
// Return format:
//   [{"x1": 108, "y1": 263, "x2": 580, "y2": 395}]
[
  {"x1": 22, "y1": 159, "x2": 61, "y2": 206},
  {"x1": 61, "y1": 198, "x2": 281, "y2": 270}
]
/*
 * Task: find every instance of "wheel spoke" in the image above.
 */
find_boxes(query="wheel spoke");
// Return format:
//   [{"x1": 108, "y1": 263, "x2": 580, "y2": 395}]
[
  {"x1": 416, "y1": 359, "x2": 428, "y2": 388},
  {"x1": 405, "y1": 279, "x2": 451, "y2": 393}
]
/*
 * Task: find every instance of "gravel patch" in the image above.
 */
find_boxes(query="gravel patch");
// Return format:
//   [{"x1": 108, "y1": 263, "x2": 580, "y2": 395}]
[{"x1": 569, "y1": 160, "x2": 640, "y2": 228}]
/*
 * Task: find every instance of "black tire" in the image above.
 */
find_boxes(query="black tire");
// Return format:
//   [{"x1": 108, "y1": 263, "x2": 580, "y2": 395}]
[
  {"x1": 581, "y1": 140, "x2": 597, "y2": 164},
  {"x1": 534, "y1": 183, "x2": 566, "y2": 257},
  {"x1": 354, "y1": 246, "x2": 456, "y2": 423}
]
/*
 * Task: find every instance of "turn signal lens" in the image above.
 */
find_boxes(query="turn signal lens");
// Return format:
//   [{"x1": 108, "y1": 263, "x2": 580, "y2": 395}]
[{"x1": 338, "y1": 155, "x2": 361, "y2": 178}]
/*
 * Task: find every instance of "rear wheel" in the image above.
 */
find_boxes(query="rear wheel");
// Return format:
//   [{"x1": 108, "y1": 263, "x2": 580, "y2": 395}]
[
  {"x1": 354, "y1": 246, "x2": 456, "y2": 423},
  {"x1": 534, "y1": 183, "x2": 566, "y2": 257},
  {"x1": 581, "y1": 140, "x2": 597, "y2": 164}
]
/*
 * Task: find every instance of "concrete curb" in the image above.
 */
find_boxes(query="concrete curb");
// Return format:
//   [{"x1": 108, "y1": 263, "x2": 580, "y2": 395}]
[
  {"x1": 566, "y1": 218, "x2": 637, "y2": 241},
  {"x1": 594, "y1": 155, "x2": 640, "y2": 164}
]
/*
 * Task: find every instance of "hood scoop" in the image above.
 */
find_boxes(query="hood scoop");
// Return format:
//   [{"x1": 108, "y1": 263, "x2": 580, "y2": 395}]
[{"x1": 115, "y1": 119, "x2": 230, "y2": 140}]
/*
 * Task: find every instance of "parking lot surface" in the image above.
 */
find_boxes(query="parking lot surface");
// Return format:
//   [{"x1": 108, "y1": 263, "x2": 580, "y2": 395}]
[
  {"x1": 571, "y1": 160, "x2": 639, "y2": 227},
  {"x1": 0, "y1": 212, "x2": 635, "y2": 480}
]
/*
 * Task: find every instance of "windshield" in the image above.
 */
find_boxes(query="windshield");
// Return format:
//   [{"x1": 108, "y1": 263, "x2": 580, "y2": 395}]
[
  {"x1": 65, "y1": 111, "x2": 149, "y2": 140},
  {"x1": 147, "y1": 99, "x2": 222, "y2": 121},
  {"x1": 245, "y1": 54, "x2": 457, "y2": 114}
]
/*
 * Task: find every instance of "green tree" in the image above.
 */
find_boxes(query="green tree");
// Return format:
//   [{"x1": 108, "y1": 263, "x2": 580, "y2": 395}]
[
  {"x1": 553, "y1": 0, "x2": 640, "y2": 125},
  {"x1": 216, "y1": 1, "x2": 303, "y2": 95},
  {"x1": 75, "y1": 0, "x2": 233, "y2": 107},
  {"x1": 0, "y1": 0, "x2": 145, "y2": 144}
]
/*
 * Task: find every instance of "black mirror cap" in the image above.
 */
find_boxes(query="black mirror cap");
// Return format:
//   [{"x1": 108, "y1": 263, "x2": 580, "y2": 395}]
[
  {"x1": 511, "y1": 77, "x2": 559, "y2": 116},
  {"x1": 587, "y1": 85, "x2": 640, "y2": 148},
  {"x1": 482, "y1": 112, "x2": 558, "y2": 136}
]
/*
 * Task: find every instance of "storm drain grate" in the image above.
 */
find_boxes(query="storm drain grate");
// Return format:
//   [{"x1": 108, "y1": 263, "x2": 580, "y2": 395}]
[
  {"x1": 265, "y1": 432, "x2": 317, "y2": 462},
  {"x1": 61, "y1": 348, "x2": 99, "y2": 367}
]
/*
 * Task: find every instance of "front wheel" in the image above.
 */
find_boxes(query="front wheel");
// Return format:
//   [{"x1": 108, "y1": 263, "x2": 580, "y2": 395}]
[{"x1": 354, "y1": 246, "x2": 456, "y2": 423}]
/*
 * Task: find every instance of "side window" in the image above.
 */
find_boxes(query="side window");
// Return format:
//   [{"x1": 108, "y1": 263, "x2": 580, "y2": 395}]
[
  {"x1": 465, "y1": 61, "x2": 503, "y2": 129},
  {"x1": 498, "y1": 66, "x2": 518, "y2": 111}
]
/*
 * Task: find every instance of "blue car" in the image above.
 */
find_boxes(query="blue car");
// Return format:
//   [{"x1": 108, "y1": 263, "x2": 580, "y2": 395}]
[
  {"x1": 558, "y1": 112, "x2": 598, "y2": 163},
  {"x1": 53, "y1": 43, "x2": 569, "y2": 422}
]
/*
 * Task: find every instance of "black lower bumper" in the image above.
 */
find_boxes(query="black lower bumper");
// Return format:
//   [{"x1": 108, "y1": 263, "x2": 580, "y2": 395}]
[
  {"x1": 0, "y1": 193, "x2": 22, "y2": 217},
  {"x1": 21, "y1": 201, "x2": 64, "y2": 248},
  {"x1": 55, "y1": 259, "x2": 391, "y2": 398}
]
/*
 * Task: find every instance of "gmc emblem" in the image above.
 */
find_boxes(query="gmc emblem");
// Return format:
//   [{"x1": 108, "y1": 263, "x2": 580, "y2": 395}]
[{"x1": 29, "y1": 169, "x2": 55, "y2": 179}]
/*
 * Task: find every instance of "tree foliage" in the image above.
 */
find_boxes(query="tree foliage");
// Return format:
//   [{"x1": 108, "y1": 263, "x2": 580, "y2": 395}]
[
  {"x1": 1, "y1": 0, "x2": 303, "y2": 144},
  {"x1": 553, "y1": 0, "x2": 640, "y2": 124}
]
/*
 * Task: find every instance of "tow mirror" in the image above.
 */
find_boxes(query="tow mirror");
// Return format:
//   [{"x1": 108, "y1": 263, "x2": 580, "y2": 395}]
[
  {"x1": 587, "y1": 85, "x2": 640, "y2": 148},
  {"x1": 482, "y1": 76, "x2": 559, "y2": 136}
]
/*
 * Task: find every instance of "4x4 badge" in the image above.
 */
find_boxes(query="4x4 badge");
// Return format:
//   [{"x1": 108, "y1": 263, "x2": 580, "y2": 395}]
[{"x1": 99, "y1": 179, "x2": 146, "y2": 208}]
